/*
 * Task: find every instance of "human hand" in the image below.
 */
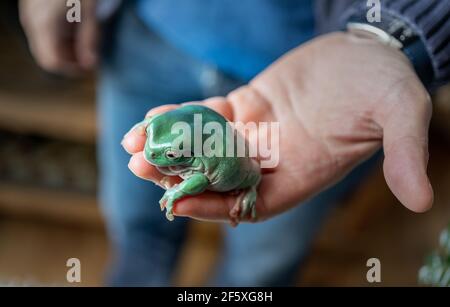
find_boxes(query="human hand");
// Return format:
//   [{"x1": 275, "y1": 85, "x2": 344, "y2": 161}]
[
  {"x1": 19, "y1": 0, "x2": 98, "y2": 75},
  {"x1": 123, "y1": 32, "x2": 433, "y2": 223}
]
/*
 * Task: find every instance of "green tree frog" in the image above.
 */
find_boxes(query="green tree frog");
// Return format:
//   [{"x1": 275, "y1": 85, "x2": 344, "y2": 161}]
[{"x1": 137, "y1": 105, "x2": 261, "y2": 225}]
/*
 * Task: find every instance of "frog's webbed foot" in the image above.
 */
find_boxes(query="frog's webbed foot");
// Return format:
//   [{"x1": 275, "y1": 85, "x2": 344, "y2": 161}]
[
  {"x1": 229, "y1": 186, "x2": 257, "y2": 227},
  {"x1": 159, "y1": 173, "x2": 209, "y2": 222},
  {"x1": 159, "y1": 185, "x2": 180, "y2": 221}
]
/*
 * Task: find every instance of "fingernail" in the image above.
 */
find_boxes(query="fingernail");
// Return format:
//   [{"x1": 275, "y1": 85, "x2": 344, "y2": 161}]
[
  {"x1": 125, "y1": 122, "x2": 146, "y2": 139},
  {"x1": 136, "y1": 124, "x2": 146, "y2": 136},
  {"x1": 121, "y1": 138, "x2": 133, "y2": 154}
]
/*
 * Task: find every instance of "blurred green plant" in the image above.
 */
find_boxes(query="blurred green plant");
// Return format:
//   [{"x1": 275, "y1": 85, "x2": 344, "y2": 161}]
[{"x1": 419, "y1": 224, "x2": 450, "y2": 287}]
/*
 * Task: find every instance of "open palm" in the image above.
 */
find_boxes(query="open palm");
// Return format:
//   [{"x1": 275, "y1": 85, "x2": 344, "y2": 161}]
[{"x1": 123, "y1": 32, "x2": 433, "y2": 223}]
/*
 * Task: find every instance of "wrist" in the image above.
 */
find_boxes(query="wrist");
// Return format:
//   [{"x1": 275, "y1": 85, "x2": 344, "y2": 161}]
[{"x1": 344, "y1": 10, "x2": 435, "y2": 90}]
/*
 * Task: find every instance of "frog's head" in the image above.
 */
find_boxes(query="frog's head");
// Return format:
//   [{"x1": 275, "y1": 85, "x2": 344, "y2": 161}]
[{"x1": 142, "y1": 109, "x2": 195, "y2": 167}]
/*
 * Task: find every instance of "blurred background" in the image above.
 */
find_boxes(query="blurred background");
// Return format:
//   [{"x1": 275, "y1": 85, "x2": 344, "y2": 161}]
[{"x1": 0, "y1": 1, "x2": 449, "y2": 286}]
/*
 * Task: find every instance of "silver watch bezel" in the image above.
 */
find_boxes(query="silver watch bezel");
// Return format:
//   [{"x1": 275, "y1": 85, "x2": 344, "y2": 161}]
[{"x1": 347, "y1": 22, "x2": 403, "y2": 50}]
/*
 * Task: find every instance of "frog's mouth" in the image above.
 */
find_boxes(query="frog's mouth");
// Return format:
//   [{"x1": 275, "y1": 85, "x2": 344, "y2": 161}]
[
  {"x1": 143, "y1": 152, "x2": 187, "y2": 175},
  {"x1": 155, "y1": 165, "x2": 186, "y2": 176},
  {"x1": 154, "y1": 160, "x2": 205, "y2": 177}
]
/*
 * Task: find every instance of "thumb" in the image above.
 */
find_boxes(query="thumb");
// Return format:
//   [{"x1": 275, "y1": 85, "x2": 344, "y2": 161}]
[{"x1": 381, "y1": 81, "x2": 433, "y2": 213}]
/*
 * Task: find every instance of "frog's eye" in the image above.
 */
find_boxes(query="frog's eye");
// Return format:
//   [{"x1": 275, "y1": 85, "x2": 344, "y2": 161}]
[{"x1": 165, "y1": 150, "x2": 181, "y2": 159}]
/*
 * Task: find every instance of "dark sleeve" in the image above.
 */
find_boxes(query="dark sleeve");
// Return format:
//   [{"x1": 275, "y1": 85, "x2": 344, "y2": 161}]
[{"x1": 316, "y1": 0, "x2": 450, "y2": 87}]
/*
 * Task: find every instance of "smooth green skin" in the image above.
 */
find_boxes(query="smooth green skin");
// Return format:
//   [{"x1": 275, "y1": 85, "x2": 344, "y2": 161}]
[
  {"x1": 419, "y1": 224, "x2": 450, "y2": 287},
  {"x1": 138, "y1": 105, "x2": 261, "y2": 224}
]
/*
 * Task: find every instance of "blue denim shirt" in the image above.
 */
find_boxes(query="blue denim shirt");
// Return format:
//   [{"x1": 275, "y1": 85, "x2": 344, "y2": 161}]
[
  {"x1": 135, "y1": 0, "x2": 315, "y2": 81},
  {"x1": 98, "y1": 0, "x2": 450, "y2": 85}
]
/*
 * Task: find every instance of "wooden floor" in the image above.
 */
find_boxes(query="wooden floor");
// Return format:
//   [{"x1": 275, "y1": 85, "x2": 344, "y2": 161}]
[{"x1": 0, "y1": 218, "x2": 108, "y2": 286}]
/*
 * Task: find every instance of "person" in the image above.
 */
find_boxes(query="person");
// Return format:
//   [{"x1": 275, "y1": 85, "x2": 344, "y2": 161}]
[{"x1": 19, "y1": 0, "x2": 450, "y2": 286}]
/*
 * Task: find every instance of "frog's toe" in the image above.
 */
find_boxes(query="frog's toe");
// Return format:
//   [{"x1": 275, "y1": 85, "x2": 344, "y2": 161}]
[
  {"x1": 240, "y1": 188, "x2": 257, "y2": 220},
  {"x1": 159, "y1": 200, "x2": 166, "y2": 211},
  {"x1": 165, "y1": 210, "x2": 175, "y2": 221},
  {"x1": 251, "y1": 205, "x2": 257, "y2": 220},
  {"x1": 165, "y1": 199, "x2": 175, "y2": 221},
  {"x1": 229, "y1": 191, "x2": 245, "y2": 226},
  {"x1": 228, "y1": 186, "x2": 257, "y2": 226},
  {"x1": 159, "y1": 198, "x2": 166, "y2": 210},
  {"x1": 159, "y1": 194, "x2": 168, "y2": 204}
]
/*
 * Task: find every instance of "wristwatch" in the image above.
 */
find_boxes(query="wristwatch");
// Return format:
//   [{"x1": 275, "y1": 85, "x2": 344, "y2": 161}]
[{"x1": 346, "y1": 12, "x2": 435, "y2": 88}]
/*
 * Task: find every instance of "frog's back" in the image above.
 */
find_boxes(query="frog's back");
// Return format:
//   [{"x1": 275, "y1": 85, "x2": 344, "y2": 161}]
[
  {"x1": 153, "y1": 105, "x2": 260, "y2": 191},
  {"x1": 153, "y1": 105, "x2": 228, "y2": 126}
]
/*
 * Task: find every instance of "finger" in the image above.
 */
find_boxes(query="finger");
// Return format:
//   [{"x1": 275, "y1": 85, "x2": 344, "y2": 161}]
[
  {"x1": 122, "y1": 123, "x2": 147, "y2": 154},
  {"x1": 122, "y1": 105, "x2": 180, "y2": 154},
  {"x1": 145, "y1": 98, "x2": 233, "y2": 120},
  {"x1": 172, "y1": 192, "x2": 236, "y2": 222},
  {"x1": 183, "y1": 97, "x2": 234, "y2": 120},
  {"x1": 76, "y1": 0, "x2": 98, "y2": 69},
  {"x1": 20, "y1": 1, "x2": 82, "y2": 75},
  {"x1": 173, "y1": 190, "x2": 270, "y2": 223},
  {"x1": 29, "y1": 28, "x2": 82, "y2": 75},
  {"x1": 145, "y1": 104, "x2": 180, "y2": 118},
  {"x1": 128, "y1": 152, "x2": 182, "y2": 187},
  {"x1": 381, "y1": 82, "x2": 433, "y2": 213},
  {"x1": 227, "y1": 86, "x2": 275, "y2": 122}
]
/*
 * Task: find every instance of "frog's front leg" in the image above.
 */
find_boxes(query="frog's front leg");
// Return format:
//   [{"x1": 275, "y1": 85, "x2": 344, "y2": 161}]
[{"x1": 159, "y1": 173, "x2": 209, "y2": 221}]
